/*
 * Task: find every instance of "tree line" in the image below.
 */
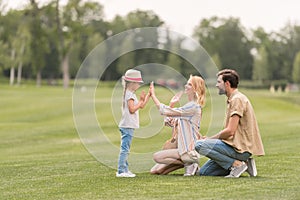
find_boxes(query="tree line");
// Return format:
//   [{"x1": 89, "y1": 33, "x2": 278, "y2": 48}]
[{"x1": 0, "y1": 0, "x2": 300, "y2": 88}]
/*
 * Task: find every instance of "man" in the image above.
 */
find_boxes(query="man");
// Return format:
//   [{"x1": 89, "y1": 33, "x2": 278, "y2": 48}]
[{"x1": 195, "y1": 69, "x2": 265, "y2": 177}]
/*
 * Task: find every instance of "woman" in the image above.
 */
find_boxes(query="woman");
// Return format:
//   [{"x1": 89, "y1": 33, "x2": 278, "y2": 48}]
[{"x1": 150, "y1": 75, "x2": 206, "y2": 176}]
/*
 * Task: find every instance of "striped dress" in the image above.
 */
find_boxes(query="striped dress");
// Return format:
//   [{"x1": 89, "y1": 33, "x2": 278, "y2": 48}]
[{"x1": 159, "y1": 101, "x2": 201, "y2": 156}]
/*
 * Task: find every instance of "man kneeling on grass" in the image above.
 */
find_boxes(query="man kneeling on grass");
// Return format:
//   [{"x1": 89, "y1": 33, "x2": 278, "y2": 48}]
[{"x1": 195, "y1": 69, "x2": 265, "y2": 178}]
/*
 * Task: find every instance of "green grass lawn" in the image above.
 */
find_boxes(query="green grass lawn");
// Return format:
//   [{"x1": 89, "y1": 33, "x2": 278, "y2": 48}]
[{"x1": 0, "y1": 84, "x2": 299, "y2": 199}]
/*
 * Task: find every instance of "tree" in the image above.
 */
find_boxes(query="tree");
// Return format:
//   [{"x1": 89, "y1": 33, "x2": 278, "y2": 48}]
[
  {"x1": 193, "y1": 17, "x2": 253, "y2": 79},
  {"x1": 98, "y1": 15, "x2": 127, "y2": 80},
  {"x1": 29, "y1": 0, "x2": 50, "y2": 86},
  {"x1": 58, "y1": 0, "x2": 104, "y2": 88},
  {"x1": 279, "y1": 24, "x2": 300, "y2": 81},
  {"x1": 211, "y1": 53, "x2": 221, "y2": 69},
  {"x1": 0, "y1": 41, "x2": 9, "y2": 73},
  {"x1": 105, "y1": 10, "x2": 164, "y2": 80},
  {"x1": 116, "y1": 35, "x2": 135, "y2": 75},
  {"x1": 193, "y1": 17, "x2": 219, "y2": 57},
  {"x1": 266, "y1": 33, "x2": 289, "y2": 80},
  {"x1": 254, "y1": 24, "x2": 300, "y2": 82},
  {"x1": 15, "y1": 23, "x2": 31, "y2": 85},
  {"x1": 292, "y1": 51, "x2": 300, "y2": 83},
  {"x1": 252, "y1": 46, "x2": 270, "y2": 81},
  {"x1": 251, "y1": 27, "x2": 271, "y2": 81},
  {"x1": 0, "y1": 9, "x2": 27, "y2": 85},
  {"x1": 251, "y1": 27, "x2": 288, "y2": 81},
  {"x1": 126, "y1": 10, "x2": 164, "y2": 66},
  {"x1": 165, "y1": 36, "x2": 185, "y2": 74}
]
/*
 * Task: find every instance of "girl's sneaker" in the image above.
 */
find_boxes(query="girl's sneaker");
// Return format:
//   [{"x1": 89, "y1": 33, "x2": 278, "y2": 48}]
[
  {"x1": 116, "y1": 171, "x2": 136, "y2": 178},
  {"x1": 126, "y1": 171, "x2": 136, "y2": 177}
]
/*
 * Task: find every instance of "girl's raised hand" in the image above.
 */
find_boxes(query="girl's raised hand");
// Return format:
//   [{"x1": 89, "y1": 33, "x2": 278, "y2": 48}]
[{"x1": 139, "y1": 90, "x2": 146, "y2": 102}]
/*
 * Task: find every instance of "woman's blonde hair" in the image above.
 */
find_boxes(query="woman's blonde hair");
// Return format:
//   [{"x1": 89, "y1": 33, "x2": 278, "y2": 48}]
[{"x1": 190, "y1": 75, "x2": 206, "y2": 106}]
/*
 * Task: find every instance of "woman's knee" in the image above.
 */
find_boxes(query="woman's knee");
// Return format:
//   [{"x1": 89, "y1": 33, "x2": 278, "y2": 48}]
[
  {"x1": 153, "y1": 152, "x2": 162, "y2": 163},
  {"x1": 181, "y1": 151, "x2": 199, "y2": 163}
]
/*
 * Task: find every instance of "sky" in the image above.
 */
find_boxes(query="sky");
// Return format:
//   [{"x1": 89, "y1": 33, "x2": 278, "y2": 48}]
[{"x1": 3, "y1": 0, "x2": 300, "y2": 36}]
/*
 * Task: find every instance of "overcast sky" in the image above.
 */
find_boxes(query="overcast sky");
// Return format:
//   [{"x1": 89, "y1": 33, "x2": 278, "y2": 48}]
[{"x1": 4, "y1": 0, "x2": 300, "y2": 36}]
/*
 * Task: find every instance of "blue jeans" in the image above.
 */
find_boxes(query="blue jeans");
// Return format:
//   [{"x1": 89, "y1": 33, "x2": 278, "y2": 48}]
[
  {"x1": 195, "y1": 139, "x2": 251, "y2": 176},
  {"x1": 117, "y1": 128, "x2": 134, "y2": 174}
]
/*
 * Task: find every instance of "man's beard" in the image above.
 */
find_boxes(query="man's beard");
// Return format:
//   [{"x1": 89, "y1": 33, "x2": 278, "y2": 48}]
[{"x1": 218, "y1": 88, "x2": 226, "y2": 95}]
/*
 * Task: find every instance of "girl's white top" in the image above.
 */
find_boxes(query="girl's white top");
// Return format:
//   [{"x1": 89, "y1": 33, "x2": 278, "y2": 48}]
[{"x1": 119, "y1": 90, "x2": 139, "y2": 129}]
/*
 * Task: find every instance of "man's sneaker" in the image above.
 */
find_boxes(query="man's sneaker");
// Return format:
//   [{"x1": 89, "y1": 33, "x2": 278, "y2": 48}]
[
  {"x1": 246, "y1": 158, "x2": 257, "y2": 177},
  {"x1": 116, "y1": 172, "x2": 136, "y2": 178},
  {"x1": 183, "y1": 163, "x2": 199, "y2": 176},
  {"x1": 225, "y1": 162, "x2": 248, "y2": 178}
]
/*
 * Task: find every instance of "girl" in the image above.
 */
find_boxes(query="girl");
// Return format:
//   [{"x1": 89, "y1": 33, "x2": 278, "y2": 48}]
[
  {"x1": 116, "y1": 69, "x2": 150, "y2": 178},
  {"x1": 150, "y1": 75, "x2": 206, "y2": 176}
]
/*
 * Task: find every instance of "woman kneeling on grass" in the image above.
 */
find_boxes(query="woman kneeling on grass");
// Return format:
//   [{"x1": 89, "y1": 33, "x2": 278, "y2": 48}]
[{"x1": 149, "y1": 75, "x2": 206, "y2": 176}]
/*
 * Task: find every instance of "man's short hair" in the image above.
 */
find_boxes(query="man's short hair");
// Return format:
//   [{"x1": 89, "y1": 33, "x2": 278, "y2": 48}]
[{"x1": 217, "y1": 69, "x2": 240, "y2": 88}]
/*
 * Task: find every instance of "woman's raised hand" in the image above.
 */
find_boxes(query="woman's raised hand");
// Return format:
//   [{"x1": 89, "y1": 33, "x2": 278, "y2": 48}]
[
  {"x1": 149, "y1": 81, "x2": 155, "y2": 96},
  {"x1": 169, "y1": 91, "x2": 183, "y2": 107},
  {"x1": 149, "y1": 81, "x2": 161, "y2": 107}
]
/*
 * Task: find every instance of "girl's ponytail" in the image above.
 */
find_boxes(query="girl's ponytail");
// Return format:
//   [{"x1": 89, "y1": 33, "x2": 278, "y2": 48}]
[{"x1": 122, "y1": 76, "x2": 128, "y2": 109}]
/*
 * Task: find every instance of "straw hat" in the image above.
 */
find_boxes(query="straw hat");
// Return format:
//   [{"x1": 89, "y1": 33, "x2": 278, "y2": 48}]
[{"x1": 124, "y1": 69, "x2": 144, "y2": 83}]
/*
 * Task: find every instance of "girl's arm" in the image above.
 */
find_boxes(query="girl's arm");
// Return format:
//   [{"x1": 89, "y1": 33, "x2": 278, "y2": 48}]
[
  {"x1": 128, "y1": 91, "x2": 145, "y2": 114},
  {"x1": 128, "y1": 99, "x2": 144, "y2": 114},
  {"x1": 140, "y1": 90, "x2": 151, "y2": 109}
]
